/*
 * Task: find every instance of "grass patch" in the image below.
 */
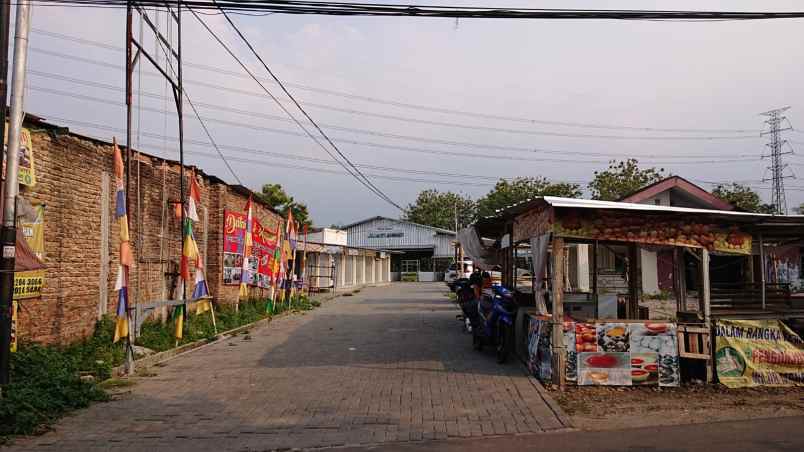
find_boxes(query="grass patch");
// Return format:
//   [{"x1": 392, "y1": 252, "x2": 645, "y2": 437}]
[
  {"x1": 1, "y1": 343, "x2": 109, "y2": 441},
  {"x1": 1, "y1": 294, "x2": 324, "y2": 441}
]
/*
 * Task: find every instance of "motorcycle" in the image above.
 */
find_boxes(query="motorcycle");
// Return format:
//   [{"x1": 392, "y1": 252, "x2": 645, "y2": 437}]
[
  {"x1": 453, "y1": 278, "x2": 475, "y2": 333},
  {"x1": 471, "y1": 284, "x2": 516, "y2": 363}
]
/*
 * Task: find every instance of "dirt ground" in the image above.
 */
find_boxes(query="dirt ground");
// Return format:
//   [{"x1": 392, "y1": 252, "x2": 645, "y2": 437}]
[{"x1": 549, "y1": 384, "x2": 804, "y2": 430}]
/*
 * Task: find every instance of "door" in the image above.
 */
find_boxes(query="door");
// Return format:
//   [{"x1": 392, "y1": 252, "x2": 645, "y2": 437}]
[{"x1": 401, "y1": 259, "x2": 419, "y2": 282}]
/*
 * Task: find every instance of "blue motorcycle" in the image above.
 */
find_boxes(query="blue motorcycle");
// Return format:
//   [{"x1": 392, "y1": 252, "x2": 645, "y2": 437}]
[{"x1": 471, "y1": 284, "x2": 516, "y2": 363}]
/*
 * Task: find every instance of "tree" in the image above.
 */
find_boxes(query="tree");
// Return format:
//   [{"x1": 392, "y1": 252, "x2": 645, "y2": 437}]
[
  {"x1": 404, "y1": 189, "x2": 476, "y2": 231},
  {"x1": 256, "y1": 183, "x2": 312, "y2": 226},
  {"x1": 712, "y1": 183, "x2": 777, "y2": 213},
  {"x1": 588, "y1": 159, "x2": 666, "y2": 201},
  {"x1": 475, "y1": 177, "x2": 582, "y2": 218}
]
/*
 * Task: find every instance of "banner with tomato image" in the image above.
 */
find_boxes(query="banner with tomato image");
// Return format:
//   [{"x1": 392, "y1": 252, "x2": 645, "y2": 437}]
[
  {"x1": 528, "y1": 317, "x2": 679, "y2": 386},
  {"x1": 253, "y1": 219, "x2": 279, "y2": 288},
  {"x1": 715, "y1": 319, "x2": 804, "y2": 388},
  {"x1": 553, "y1": 211, "x2": 751, "y2": 255}
]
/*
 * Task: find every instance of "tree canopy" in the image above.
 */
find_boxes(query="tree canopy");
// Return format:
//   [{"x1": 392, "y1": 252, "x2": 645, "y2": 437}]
[
  {"x1": 403, "y1": 189, "x2": 475, "y2": 231},
  {"x1": 712, "y1": 183, "x2": 776, "y2": 214},
  {"x1": 475, "y1": 177, "x2": 582, "y2": 218},
  {"x1": 256, "y1": 183, "x2": 312, "y2": 227},
  {"x1": 588, "y1": 159, "x2": 666, "y2": 201}
]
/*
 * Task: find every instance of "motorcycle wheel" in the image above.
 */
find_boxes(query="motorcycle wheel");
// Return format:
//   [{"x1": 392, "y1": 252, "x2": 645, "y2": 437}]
[{"x1": 496, "y1": 323, "x2": 510, "y2": 364}]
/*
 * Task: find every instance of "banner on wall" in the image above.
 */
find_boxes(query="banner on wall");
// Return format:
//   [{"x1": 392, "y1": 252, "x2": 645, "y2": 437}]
[
  {"x1": 528, "y1": 316, "x2": 680, "y2": 387},
  {"x1": 253, "y1": 219, "x2": 279, "y2": 288},
  {"x1": 3, "y1": 124, "x2": 36, "y2": 186},
  {"x1": 715, "y1": 319, "x2": 804, "y2": 388},
  {"x1": 14, "y1": 204, "x2": 45, "y2": 299},
  {"x1": 553, "y1": 212, "x2": 751, "y2": 255},
  {"x1": 11, "y1": 300, "x2": 18, "y2": 353},
  {"x1": 223, "y1": 210, "x2": 246, "y2": 285}
]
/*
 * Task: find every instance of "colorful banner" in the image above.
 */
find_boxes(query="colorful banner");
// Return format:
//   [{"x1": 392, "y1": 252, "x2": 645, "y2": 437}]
[
  {"x1": 553, "y1": 212, "x2": 751, "y2": 255},
  {"x1": 528, "y1": 317, "x2": 680, "y2": 386},
  {"x1": 3, "y1": 124, "x2": 36, "y2": 186},
  {"x1": 253, "y1": 219, "x2": 279, "y2": 288},
  {"x1": 14, "y1": 204, "x2": 45, "y2": 299},
  {"x1": 715, "y1": 319, "x2": 804, "y2": 388},
  {"x1": 223, "y1": 210, "x2": 246, "y2": 285},
  {"x1": 11, "y1": 300, "x2": 18, "y2": 353}
]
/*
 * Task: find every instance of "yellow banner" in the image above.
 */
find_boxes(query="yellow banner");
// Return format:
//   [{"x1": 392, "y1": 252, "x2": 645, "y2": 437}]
[
  {"x1": 3, "y1": 124, "x2": 36, "y2": 187},
  {"x1": 14, "y1": 270, "x2": 44, "y2": 300},
  {"x1": 715, "y1": 319, "x2": 804, "y2": 388},
  {"x1": 11, "y1": 300, "x2": 18, "y2": 353}
]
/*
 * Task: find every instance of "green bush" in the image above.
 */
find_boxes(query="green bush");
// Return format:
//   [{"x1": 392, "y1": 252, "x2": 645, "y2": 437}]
[{"x1": 0, "y1": 343, "x2": 108, "y2": 438}]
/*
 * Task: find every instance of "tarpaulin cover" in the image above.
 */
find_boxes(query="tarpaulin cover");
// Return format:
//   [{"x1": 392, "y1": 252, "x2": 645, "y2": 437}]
[{"x1": 457, "y1": 226, "x2": 499, "y2": 270}]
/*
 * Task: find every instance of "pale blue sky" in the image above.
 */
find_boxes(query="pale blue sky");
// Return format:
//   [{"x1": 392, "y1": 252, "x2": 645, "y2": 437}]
[{"x1": 17, "y1": 1, "x2": 804, "y2": 224}]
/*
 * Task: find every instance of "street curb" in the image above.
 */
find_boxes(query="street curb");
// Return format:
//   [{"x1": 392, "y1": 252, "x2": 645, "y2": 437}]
[
  {"x1": 112, "y1": 291, "x2": 345, "y2": 377},
  {"x1": 521, "y1": 365, "x2": 576, "y2": 430}
]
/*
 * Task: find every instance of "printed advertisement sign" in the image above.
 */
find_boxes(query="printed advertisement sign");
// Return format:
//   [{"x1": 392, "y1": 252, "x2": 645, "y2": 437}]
[
  {"x1": 253, "y1": 219, "x2": 279, "y2": 288},
  {"x1": 527, "y1": 317, "x2": 679, "y2": 387},
  {"x1": 715, "y1": 319, "x2": 804, "y2": 388},
  {"x1": 11, "y1": 300, "x2": 17, "y2": 353},
  {"x1": 223, "y1": 210, "x2": 246, "y2": 285},
  {"x1": 3, "y1": 124, "x2": 36, "y2": 186},
  {"x1": 14, "y1": 204, "x2": 45, "y2": 299},
  {"x1": 553, "y1": 212, "x2": 751, "y2": 255}
]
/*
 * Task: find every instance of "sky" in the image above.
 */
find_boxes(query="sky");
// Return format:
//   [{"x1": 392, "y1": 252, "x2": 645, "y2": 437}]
[{"x1": 13, "y1": 0, "x2": 804, "y2": 225}]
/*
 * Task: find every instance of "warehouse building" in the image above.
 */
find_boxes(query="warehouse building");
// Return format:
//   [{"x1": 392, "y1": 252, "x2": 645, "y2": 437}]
[{"x1": 344, "y1": 217, "x2": 456, "y2": 281}]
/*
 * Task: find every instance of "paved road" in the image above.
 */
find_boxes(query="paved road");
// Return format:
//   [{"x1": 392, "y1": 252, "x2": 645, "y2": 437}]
[
  {"x1": 341, "y1": 415, "x2": 804, "y2": 452},
  {"x1": 9, "y1": 283, "x2": 566, "y2": 451}
]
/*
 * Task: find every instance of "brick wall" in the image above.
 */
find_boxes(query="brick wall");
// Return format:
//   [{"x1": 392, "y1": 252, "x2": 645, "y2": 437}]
[{"x1": 15, "y1": 119, "x2": 281, "y2": 345}]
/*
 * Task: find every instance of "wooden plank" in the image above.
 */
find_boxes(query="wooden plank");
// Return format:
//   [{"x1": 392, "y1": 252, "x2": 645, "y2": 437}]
[{"x1": 551, "y1": 237, "x2": 566, "y2": 389}]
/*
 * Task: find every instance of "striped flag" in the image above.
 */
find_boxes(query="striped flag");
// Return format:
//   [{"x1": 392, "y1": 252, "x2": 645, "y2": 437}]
[
  {"x1": 112, "y1": 138, "x2": 131, "y2": 343},
  {"x1": 187, "y1": 171, "x2": 202, "y2": 222},
  {"x1": 239, "y1": 196, "x2": 254, "y2": 299}
]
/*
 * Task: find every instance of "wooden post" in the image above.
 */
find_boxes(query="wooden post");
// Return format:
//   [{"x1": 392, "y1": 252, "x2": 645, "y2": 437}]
[
  {"x1": 701, "y1": 247, "x2": 713, "y2": 383},
  {"x1": 627, "y1": 243, "x2": 640, "y2": 319},
  {"x1": 551, "y1": 237, "x2": 566, "y2": 388},
  {"x1": 592, "y1": 240, "x2": 599, "y2": 319},
  {"x1": 759, "y1": 234, "x2": 766, "y2": 310}
]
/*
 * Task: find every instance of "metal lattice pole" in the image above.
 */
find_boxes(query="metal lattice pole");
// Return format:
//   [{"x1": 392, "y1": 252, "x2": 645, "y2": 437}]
[{"x1": 760, "y1": 107, "x2": 794, "y2": 215}]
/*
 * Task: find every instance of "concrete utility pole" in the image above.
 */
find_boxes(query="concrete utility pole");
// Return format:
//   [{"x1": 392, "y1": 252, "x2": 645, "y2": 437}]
[
  {"x1": 760, "y1": 107, "x2": 794, "y2": 215},
  {"x1": 0, "y1": 0, "x2": 32, "y2": 385}
]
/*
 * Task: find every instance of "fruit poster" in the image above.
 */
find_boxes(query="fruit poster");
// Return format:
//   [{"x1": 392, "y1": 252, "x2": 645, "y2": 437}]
[
  {"x1": 528, "y1": 316, "x2": 680, "y2": 386},
  {"x1": 553, "y1": 211, "x2": 751, "y2": 255},
  {"x1": 223, "y1": 210, "x2": 246, "y2": 285},
  {"x1": 3, "y1": 124, "x2": 36, "y2": 186},
  {"x1": 715, "y1": 319, "x2": 804, "y2": 388}
]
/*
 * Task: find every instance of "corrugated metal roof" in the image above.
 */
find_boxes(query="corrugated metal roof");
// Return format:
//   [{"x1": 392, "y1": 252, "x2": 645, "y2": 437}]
[{"x1": 343, "y1": 215, "x2": 457, "y2": 235}]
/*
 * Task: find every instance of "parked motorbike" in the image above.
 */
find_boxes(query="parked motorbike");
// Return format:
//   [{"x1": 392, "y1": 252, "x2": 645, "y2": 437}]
[
  {"x1": 453, "y1": 278, "x2": 475, "y2": 333},
  {"x1": 471, "y1": 284, "x2": 516, "y2": 363}
]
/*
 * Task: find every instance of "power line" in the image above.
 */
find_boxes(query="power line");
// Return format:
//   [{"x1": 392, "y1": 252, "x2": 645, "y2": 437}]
[
  {"x1": 21, "y1": 1, "x2": 804, "y2": 21},
  {"x1": 186, "y1": 4, "x2": 402, "y2": 210},
  {"x1": 28, "y1": 82, "x2": 764, "y2": 166},
  {"x1": 30, "y1": 27, "x2": 762, "y2": 135}
]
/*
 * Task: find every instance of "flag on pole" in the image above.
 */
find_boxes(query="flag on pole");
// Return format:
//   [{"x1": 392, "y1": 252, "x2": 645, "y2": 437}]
[
  {"x1": 180, "y1": 218, "x2": 200, "y2": 282},
  {"x1": 286, "y1": 210, "x2": 298, "y2": 251},
  {"x1": 239, "y1": 196, "x2": 254, "y2": 299},
  {"x1": 187, "y1": 171, "x2": 202, "y2": 222},
  {"x1": 112, "y1": 138, "x2": 131, "y2": 342}
]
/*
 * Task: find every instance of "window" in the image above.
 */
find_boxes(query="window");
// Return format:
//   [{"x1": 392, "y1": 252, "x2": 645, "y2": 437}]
[
  {"x1": 401, "y1": 260, "x2": 419, "y2": 273},
  {"x1": 654, "y1": 199, "x2": 662, "y2": 205}
]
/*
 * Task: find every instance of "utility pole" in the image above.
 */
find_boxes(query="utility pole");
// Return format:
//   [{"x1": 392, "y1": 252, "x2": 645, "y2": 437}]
[
  {"x1": 760, "y1": 107, "x2": 794, "y2": 215},
  {"x1": 0, "y1": 0, "x2": 32, "y2": 385}
]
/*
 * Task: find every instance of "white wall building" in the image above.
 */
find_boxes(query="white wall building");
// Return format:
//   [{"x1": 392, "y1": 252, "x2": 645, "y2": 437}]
[{"x1": 344, "y1": 216, "x2": 456, "y2": 282}]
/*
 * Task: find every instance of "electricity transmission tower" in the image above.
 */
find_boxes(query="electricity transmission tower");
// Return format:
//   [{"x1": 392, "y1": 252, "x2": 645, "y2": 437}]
[{"x1": 760, "y1": 107, "x2": 794, "y2": 214}]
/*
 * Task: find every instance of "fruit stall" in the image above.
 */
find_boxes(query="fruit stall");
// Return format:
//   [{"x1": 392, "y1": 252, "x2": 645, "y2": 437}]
[{"x1": 471, "y1": 196, "x2": 804, "y2": 388}]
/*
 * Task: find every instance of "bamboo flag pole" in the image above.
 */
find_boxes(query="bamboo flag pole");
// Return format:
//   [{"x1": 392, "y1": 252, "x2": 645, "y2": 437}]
[{"x1": 300, "y1": 224, "x2": 309, "y2": 299}]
